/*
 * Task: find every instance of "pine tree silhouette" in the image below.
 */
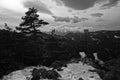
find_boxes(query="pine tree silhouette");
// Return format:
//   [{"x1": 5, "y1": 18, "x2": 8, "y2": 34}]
[{"x1": 16, "y1": 7, "x2": 49, "y2": 38}]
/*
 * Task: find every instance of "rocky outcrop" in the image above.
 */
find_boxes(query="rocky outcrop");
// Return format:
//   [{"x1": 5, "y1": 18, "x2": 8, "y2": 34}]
[{"x1": 1, "y1": 60, "x2": 102, "y2": 80}]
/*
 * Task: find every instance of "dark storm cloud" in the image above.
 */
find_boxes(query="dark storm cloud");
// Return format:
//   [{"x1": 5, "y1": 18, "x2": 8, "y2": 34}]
[
  {"x1": 91, "y1": 13, "x2": 104, "y2": 17},
  {"x1": 57, "y1": 0, "x2": 97, "y2": 10},
  {"x1": 53, "y1": 0, "x2": 119, "y2": 10},
  {"x1": 52, "y1": 16, "x2": 88, "y2": 23},
  {"x1": 23, "y1": 0, "x2": 52, "y2": 15},
  {"x1": 101, "y1": 0, "x2": 120, "y2": 9},
  {"x1": 95, "y1": 0, "x2": 107, "y2": 4}
]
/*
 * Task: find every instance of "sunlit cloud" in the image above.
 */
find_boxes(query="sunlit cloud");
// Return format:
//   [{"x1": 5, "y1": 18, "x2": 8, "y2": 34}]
[{"x1": 0, "y1": 0, "x2": 26, "y2": 13}]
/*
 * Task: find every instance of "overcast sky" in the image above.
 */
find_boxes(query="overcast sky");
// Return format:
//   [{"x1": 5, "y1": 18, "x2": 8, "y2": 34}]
[{"x1": 0, "y1": 0, "x2": 120, "y2": 31}]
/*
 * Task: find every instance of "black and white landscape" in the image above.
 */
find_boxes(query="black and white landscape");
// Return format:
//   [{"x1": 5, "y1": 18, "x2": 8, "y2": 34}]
[{"x1": 0, "y1": 0, "x2": 120, "y2": 80}]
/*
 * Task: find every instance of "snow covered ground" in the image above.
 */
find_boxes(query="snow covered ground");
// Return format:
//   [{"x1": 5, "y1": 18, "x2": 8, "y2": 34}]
[{"x1": 1, "y1": 60, "x2": 102, "y2": 80}]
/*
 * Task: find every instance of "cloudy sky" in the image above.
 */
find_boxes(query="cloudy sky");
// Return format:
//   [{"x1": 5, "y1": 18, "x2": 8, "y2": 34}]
[{"x1": 0, "y1": 0, "x2": 120, "y2": 32}]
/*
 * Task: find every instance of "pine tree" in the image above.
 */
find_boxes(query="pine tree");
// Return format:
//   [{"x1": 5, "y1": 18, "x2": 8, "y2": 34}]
[{"x1": 16, "y1": 7, "x2": 49, "y2": 37}]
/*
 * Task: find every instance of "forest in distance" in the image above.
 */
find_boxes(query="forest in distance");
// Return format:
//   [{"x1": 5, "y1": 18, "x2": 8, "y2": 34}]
[{"x1": 0, "y1": 8, "x2": 120, "y2": 80}]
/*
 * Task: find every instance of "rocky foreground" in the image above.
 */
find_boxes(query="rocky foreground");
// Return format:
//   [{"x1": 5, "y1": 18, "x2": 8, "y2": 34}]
[{"x1": 0, "y1": 59, "x2": 102, "y2": 80}]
